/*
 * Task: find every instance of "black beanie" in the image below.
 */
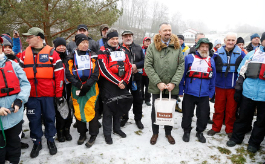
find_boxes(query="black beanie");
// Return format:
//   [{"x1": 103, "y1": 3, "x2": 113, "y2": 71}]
[
  {"x1": 261, "y1": 32, "x2": 265, "y2": 43},
  {"x1": 75, "y1": 34, "x2": 88, "y2": 47},
  {"x1": 53, "y1": 37, "x2": 66, "y2": 49},
  {"x1": 177, "y1": 35, "x2": 184, "y2": 41},
  {"x1": 236, "y1": 37, "x2": 244, "y2": 44},
  {"x1": 107, "y1": 30, "x2": 118, "y2": 40}
]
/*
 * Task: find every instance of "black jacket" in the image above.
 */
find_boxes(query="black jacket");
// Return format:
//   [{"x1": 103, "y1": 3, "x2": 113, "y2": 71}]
[
  {"x1": 121, "y1": 42, "x2": 145, "y2": 69},
  {"x1": 66, "y1": 37, "x2": 98, "y2": 54},
  {"x1": 245, "y1": 42, "x2": 260, "y2": 52}
]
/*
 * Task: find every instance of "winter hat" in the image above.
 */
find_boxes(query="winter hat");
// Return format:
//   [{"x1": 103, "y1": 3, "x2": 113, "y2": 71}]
[
  {"x1": 1, "y1": 34, "x2": 13, "y2": 47},
  {"x1": 213, "y1": 39, "x2": 221, "y2": 48},
  {"x1": 121, "y1": 30, "x2": 133, "y2": 36},
  {"x1": 196, "y1": 38, "x2": 213, "y2": 50},
  {"x1": 260, "y1": 32, "x2": 265, "y2": 43},
  {"x1": 99, "y1": 24, "x2": 109, "y2": 36},
  {"x1": 236, "y1": 37, "x2": 244, "y2": 44},
  {"x1": 0, "y1": 37, "x2": 3, "y2": 51},
  {"x1": 107, "y1": 30, "x2": 118, "y2": 40},
  {"x1": 250, "y1": 33, "x2": 260, "y2": 41},
  {"x1": 53, "y1": 37, "x2": 66, "y2": 49},
  {"x1": 143, "y1": 37, "x2": 151, "y2": 44},
  {"x1": 77, "y1": 24, "x2": 88, "y2": 31},
  {"x1": 177, "y1": 35, "x2": 184, "y2": 41},
  {"x1": 75, "y1": 34, "x2": 88, "y2": 47}
]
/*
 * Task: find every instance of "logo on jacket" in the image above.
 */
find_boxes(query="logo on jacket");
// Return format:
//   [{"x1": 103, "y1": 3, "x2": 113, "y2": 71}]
[
  {"x1": 27, "y1": 109, "x2": 35, "y2": 115},
  {"x1": 39, "y1": 54, "x2": 49, "y2": 63}
]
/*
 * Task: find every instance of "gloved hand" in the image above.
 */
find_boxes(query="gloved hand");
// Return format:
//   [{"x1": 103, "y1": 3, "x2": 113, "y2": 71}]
[
  {"x1": 79, "y1": 84, "x2": 91, "y2": 97},
  {"x1": 55, "y1": 97, "x2": 64, "y2": 106},
  {"x1": 234, "y1": 90, "x2": 242, "y2": 103},
  {"x1": 13, "y1": 99, "x2": 22, "y2": 109},
  {"x1": 76, "y1": 82, "x2": 83, "y2": 90}
]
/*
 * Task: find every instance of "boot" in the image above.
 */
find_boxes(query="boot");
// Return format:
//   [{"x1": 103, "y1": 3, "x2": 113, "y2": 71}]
[
  {"x1": 145, "y1": 101, "x2": 151, "y2": 106},
  {"x1": 77, "y1": 135, "x2": 87, "y2": 145},
  {"x1": 64, "y1": 128, "x2": 72, "y2": 141},
  {"x1": 135, "y1": 120, "x2": 144, "y2": 129},
  {"x1": 30, "y1": 143, "x2": 42, "y2": 158},
  {"x1": 226, "y1": 140, "x2": 237, "y2": 147},
  {"x1": 21, "y1": 142, "x2": 29, "y2": 149},
  {"x1": 47, "y1": 141, "x2": 57, "y2": 155},
  {"x1": 247, "y1": 145, "x2": 258, "y2": 153},
  {"x1": 113, "y1": 130, "x2": 126, "y2": 138},
  {"x1": 85, "y1": 135, "x2": 97, "y2": 148},
  {"x1": 57, "y1": 130, "x2": 65, "y2": 142},
  {"x1": 196, "y1": 132, "x2": 206, "y2": 143},
  {"x1": 104, "y1": 135, "x2": 113, "y2": 145},
  {"x1": 175, "y1": 104, "x2": 182, "y2": 113},
  {"x1": 207, "y1": 129, "x2": 218, "y2": 136},
  {"x1": 73, "y1": 122, "x2": 77, "y2": 128},
  {"x1": 120, "y1": 118, "x2": 128, "y2": 127},
  {"x1": 182, "y1": 132, "x2": 190, "y2": 142}
]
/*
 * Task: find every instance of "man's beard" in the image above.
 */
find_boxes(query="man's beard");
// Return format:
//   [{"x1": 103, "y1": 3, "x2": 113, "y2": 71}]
[
  {"x1": 198, "y1": 50, "x2": 209, "y2": 58},
  {"x1": 124, "y1": 40, "x2": 133, "y2": 46}
]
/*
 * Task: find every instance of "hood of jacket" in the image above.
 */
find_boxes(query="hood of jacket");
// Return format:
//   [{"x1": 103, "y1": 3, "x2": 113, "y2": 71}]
[{"x1": 153, "y1": 34, "x2": 180, "y2": 51}]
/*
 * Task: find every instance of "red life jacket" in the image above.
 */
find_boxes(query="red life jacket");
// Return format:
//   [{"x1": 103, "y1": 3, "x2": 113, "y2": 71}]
[
  {"x1": 0, "y1": 60, "x2": 21, "y2": 97},
  {"x1": 23, "y1": 45, "x2": 54, "y2": 79},
  {"x1": 187, "y1": 54, "x2": 213, "y2": 79}
]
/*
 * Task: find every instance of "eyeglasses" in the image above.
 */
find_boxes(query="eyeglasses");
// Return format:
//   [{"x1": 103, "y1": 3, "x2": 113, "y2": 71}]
[{"x1": 25, "y1": 36, "x2": 36, "y2": 40}]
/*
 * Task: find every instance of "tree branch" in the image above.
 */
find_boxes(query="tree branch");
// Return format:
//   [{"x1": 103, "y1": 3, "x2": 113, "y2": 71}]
[{"x1": 95, "y1": 0, "x2": 117, "y2": 15}]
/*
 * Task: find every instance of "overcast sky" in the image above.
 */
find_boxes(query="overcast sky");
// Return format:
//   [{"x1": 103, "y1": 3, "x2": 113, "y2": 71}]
[{"x1": 164, "y1": 0, "x2": 265, "y2": 32}]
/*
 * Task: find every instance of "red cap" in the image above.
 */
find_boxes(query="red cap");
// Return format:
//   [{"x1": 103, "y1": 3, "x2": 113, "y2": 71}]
[{"x1": 143, "y1": 37, "x2": 151, "y2": 44}]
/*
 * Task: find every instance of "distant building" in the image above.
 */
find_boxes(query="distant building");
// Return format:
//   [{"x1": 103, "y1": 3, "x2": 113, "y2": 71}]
[{"x1": 182, "y1": 29, "x2": 198, "y2": 47}]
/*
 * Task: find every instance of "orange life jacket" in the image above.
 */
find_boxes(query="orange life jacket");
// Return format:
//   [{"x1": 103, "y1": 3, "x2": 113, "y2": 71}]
[
  {"x1": 24, "y1": 45, "x2": 54, "y2": 79},
  {"x1": 0, "y1": 60, "x2": 21, "y2": 97}
]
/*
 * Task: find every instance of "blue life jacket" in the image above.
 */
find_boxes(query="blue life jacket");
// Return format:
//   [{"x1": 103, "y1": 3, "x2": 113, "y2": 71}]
[
  {"x1": 72, "y1": 51, "x2": 92, "y2": 80},
  {"x1": 99, "y1": 38, "x2": 104, "y2": 48},
  {"x1": 215, "y1": 45, "x2": 242, "y2": 76}
]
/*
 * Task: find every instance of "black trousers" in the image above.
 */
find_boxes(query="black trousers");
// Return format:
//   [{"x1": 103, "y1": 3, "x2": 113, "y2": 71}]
[
  {"x1": 151, "y1": 93, "x2": 177, "y2": 135},
  {"x1": 0, "y1": 121, "x2": 22, "y2": 164},
  {"x1": 76, "y1": 111, "x2": 99, "y2": 136},
  {"x1": 141, "y1": 76, "x2": 151, "y2": 103},
  {"x1": 181, "y1": 94, "x2": 210, "y2": 133},
  {"x1": 231, "y1": 96, "x2": 265, "y2": 149},
  {"x1": 123, "y1": 75, "x2": 143, "y2": 121},
  {"x1": 102, "y1": 103, "x2": 122, "y2": 136}
]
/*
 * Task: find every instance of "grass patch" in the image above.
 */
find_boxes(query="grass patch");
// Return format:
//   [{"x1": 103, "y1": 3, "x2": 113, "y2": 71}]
[
  {"x1": 134, "y1": 130, "x2": 143, "y2": 135},
  {"x1": 236, "y1": 147, "x2": 256, "y2": 159},
  {"x1": 23, "y1": 129, "x2": 29, "y2": 132},
  {"x1": 217, "y1": 147, "x2": 232, "y2": 155},
  {"x1": 230, "y1": 154, "x2": 246, "y2": 164},
  {"x1": 210, "y1": 155, "x2": 220, "y2": 162},
  {"x1": 202, "y1": 161, "x2": 208, "y2": 164}
]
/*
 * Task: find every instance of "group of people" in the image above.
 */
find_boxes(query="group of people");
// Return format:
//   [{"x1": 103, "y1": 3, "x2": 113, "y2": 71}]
[{"x1": 0, "y1": 21, "x2": 264, "y2": 164}]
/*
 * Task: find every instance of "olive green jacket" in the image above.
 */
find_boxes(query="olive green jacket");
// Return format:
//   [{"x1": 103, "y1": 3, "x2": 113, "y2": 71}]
[{"x1": 144, "y1": 34, "x2": 184, "y2": 95}]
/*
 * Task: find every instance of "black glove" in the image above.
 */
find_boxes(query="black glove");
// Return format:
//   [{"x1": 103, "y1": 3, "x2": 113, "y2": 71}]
[
  {"x1": 55, "y1": 97, "x2": 64, "y2": 106},
  {"x1": 76, "y1": 82, "x2": 83, "y2": 90},
  {"x1": 79, "y1": 84, "x2": 91, "y2": 97},
  {"x1": 234, "y1": 90, "x2": 242, "y2": 103},
  {"x1": 13, "y1": 99, "x2": 22, "y2": 109},
  {"x1": 122, "y1": 81, "x2": 127, "y2": 88}
]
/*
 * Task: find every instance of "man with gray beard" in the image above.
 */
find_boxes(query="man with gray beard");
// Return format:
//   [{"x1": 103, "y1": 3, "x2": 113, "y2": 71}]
[{"x1": 180, "y1": 38, "x2": 216, "y2": 143}]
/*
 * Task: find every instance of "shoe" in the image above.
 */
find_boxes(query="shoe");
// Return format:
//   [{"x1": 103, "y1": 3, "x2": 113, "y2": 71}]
[
  {"x1": 150, "y1": 134, "x2": 158, "y2": 145},
  {"x1": 207, "y1": 129, "x2": 218, "y2": 136},
  {"x1": 47, "y1": 141, "x2": 57, "y2": 155},
  {"x1": 77, "y1": 135, "x2": 87, "y2": 145},
  {"x1": 64, "y1": 128, "x2": 72, "y2": 141},
  {"x1": 98, "y1": 120, "x2": 102, "y2": 128},
  {"x1": 30, "y1": 143, "x2": 42, "y2": 158},
  {"x1": 114, "y1": 130, "x2": 126, "y2": 138},
  {"x1": 227, "y1": 133, "x2": 232, "y2": 139},
  {"x1": 73, "y1": 122, "x2": 77, "y2": 128},
  {"x1": 135, "y1": 120, "x2": 144, "y2": 129},
  {"x1": 177, "y1": 97, "x2": 181, "y2": 102},
  {"x1": 57, "y1": 130, "x2": 65, "y2": 142},
  {"x1": 85, "y1": 135, "x2": 97, "y2": 148},
  {"x1": 175, "y1": 104, "x2": 182, "y2": 113},
  {"x1": 21, "y1": 132, "x2": 25, "y2": 138},
  {"x1": 247, "y1": 145, "x2": 258, "y2": 153},
  {"x1": 207, "y1": 119, "x2": 214, "y2": 124},
  {"x1": 145, "y1": 102, "x2": 151, "y2": 106},
  {"x1": 210, "y1": 98, "x2": 215, "y2": 103},
  {"x1": 120, "y1": 119, "x2": 128, "y2": 127},
  {"x1": 182, "y1": 132, "x2": 190, "y2": 142},
  {"x1": 165, "y1": 135, "x2": 175, "y2": 145},
  {"x1": 21, "y1": 142, "x2": 29, "y2": 149},
  {"x1": 196, "y1": 132, "x2": 206, "y2": 143},
  {"x1": 226, "y1": 140, "x2": 237, "y2": 147},
  {"x1": 104, "y1": 135, "x2": 113, "y2": 145}
]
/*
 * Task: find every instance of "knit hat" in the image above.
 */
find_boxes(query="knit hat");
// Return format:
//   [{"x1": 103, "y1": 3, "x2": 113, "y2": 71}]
[
  {"x1": 260, "y1": 32, "x2": 265, "y2": 43},
  {"x1": 213, "y1": 39, "x2": 221, "y2": 48},
  {"x1": 196, "y1": 38, "x2": 213, "y2": 50},
  {"x1": 0, "y1": 37, "x2": 3, "y2": 51},
  {"x1": 53, "y1": 37, "x2": 66, "y2": 49},
  {"x1": 1, "y1": 35, "x2": 12, "y2": 47},
  {"x1": 75, "y1": 34, "x2": 88, "y2": 47},
  {"x1": 250, "y1": 33, "x2": 260, "y2": 41},
  {"x1": 99, "y1": 24, "x2": 109, "y2": 36},
  {"x1": 22, "y1": 27, "x2": 45, "y2": 39},
  {"x1": 143, "y1": 37, "x2": 151, "y2": 44},
  {"x1": 107, "y1": 30, "x2": 118, "y2": 40},
  {"x1": 236, "y1": 37, "x2": 244, "y2": 44},
  {"x1": 77, "y1": 24, "x2": 88, "y2": 31},
  {"x1": 177, "y1": 35, "x2": 184, "y2": 41}
]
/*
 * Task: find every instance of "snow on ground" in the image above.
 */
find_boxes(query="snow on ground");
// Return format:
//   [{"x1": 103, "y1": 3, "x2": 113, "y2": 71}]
[{"x1": 19, "y1": 98, "x2": 265, "y2": 164}]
